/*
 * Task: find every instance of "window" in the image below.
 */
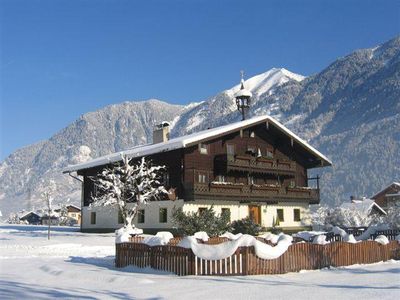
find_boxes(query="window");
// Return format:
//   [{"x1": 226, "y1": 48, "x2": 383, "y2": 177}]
[
  {"x1": 137, "y1": 209, "x2": 145, "y2": 224},
  {"x1": 227, "y1": 144, "x2": 235, "y2": 156},
  {"x1": 162, "y1": 172, "x2": 170, "y2": 186},
  {"x1": 198, "y1": 207, "x2": 207, "y2": 215},
  {"x1": 71, "y1": 213, "x2": 76, "y2": 218},
  {"x1": 198, "y1": 173, "x2": 207, "y2": 184},
  {"x1": 293, "y1": 209, "x2": 301, "y2": 222},
  {"x1": 93, "y1": 183, "x2": 99, "y2": 198},
  {"x1": 199, "y1": 143, "x2": 208, "y2": 154},
  {"x1": 247, "y1": 146, "x2": 256, "y2": 154},
  {"x1": 159, "y1": 208, "x2": 168, "y2": 223},
  {"x1": 221, "y1": 208, "x2": 231, "y2": 222},
  {"x1": 118, "y1": 211, "x2": 124, "y2": 224},
  {"x1": 266, "y1": 149, "x2": 274, "y2": 159},
  {"x1": 90, "y1": 212, "x2": 96, "y2": 225},
  {"x1": 217, "y1": 175, "x2": 226, "y2": 182},
  {"x1": 277, "y1": 209, "x2": 284, "y2": 222},
  {"x1": 248, "y1": 176, "x2": 254, "y2": 185},
  {"x1": 289, "y1": 181, "x2": 296, "y2": 188}
]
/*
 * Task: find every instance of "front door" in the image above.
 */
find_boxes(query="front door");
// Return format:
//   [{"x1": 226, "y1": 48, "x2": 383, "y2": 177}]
[{"x1": 248, "y1": 205, "x2": 261, "y2": 225}]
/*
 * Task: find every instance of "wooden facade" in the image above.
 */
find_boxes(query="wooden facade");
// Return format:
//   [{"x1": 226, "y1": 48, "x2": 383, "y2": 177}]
[
  {"x1": 79, "y1": 121, "x2": 325, "y2": 208},
  {"x1": 67, "y1": 116, "x2": 331, "y2": 231},
  {"x1": 371, "y1": 182, "x2": 400, "y2": 209},
  {"x1": 78, "y1": 123, "x2": 319, "y2": 206}
]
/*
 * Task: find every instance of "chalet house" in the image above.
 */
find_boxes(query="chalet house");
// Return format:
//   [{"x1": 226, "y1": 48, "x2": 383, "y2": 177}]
[
  {"x1": 41, "y1": 213, "x2": 60, "y2": 226},
  {"x1": 19, "y1": 211, "x2": 42, "y2": 225},
  {"x1": 371, "y1": 182, "x2": 400, "y2": 210},
  {"x1": 64, "y1": 115, "x2": 332, "y2": 233},
  {"x1": 341, "y1": 198, "x2": 386, "y2": 216},
  {"x1": 66, "y1": 204, "x2": 81, "y2": 225}
]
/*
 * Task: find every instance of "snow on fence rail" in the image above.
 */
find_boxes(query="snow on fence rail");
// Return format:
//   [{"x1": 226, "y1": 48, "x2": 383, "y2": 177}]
[
  {"x1": 116, "y1": 238, "x2": 400, "y2": 276},
  {"x1": 302, "y1": 229, "x2": 400, "y2": 243}
]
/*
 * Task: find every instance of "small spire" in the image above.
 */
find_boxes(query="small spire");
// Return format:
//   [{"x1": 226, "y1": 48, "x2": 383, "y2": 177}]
[{"x1": 240, "y1": 70, "x2": 245, "y2": 88}]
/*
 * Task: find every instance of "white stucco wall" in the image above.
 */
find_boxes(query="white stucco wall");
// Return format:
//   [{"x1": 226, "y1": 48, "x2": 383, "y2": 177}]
[
  {"x1": 262, "y1": 202, "x2": 311, "y2": 228},
  {"x1": 81, "y1": 200, "x2": 184, "y2": 231},
  {"x1": 81, "y1": 199, "x2": 310, "y2": 231},
  {"x1": 181, "y1": 200, "x2": 310, "y2": 228},
  {"x1": 182, "y1": 200, "x2": 249, "y2": 221}
]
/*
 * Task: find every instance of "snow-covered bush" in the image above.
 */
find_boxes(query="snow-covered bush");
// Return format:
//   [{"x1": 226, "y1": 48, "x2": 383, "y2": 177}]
[
  {"x1": 311, "y1": 205, "x2": 379, "y2": 230},
  {"x1": 7, "y1": 213, "x2": 20, "y2": 224},
  {"x1": 310, "y1": 205, "x2": 331, "y2": 230},
  {"x1": 382, "y1": 205, "x2": 400, "y2": 230},
  {"x1": 91, "y1": 155, "x2": 167, "y2": 232},
  {"x1": 172, "y1": 206, "x2": 231, "y2": 237},
  {"x1": 231, "y1": 217, "x2": 262, "y2": 236}
]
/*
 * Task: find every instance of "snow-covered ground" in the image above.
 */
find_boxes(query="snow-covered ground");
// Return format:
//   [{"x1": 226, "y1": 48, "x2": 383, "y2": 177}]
[{"x1": 1, "y1": 225, "x2": 399, "y2": 299}]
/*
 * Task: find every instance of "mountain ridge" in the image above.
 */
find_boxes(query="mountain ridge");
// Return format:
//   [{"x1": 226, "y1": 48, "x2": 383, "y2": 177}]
[{"x1": 1, "y1": 36, "x2": 399, "y2": 216}]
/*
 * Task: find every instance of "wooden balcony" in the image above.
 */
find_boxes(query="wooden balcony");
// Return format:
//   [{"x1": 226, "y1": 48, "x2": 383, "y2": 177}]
[
  {"x1": 220, "y1": 154, "x2": 296, "y2": 176},
  {"x1": 185, "y1": 182, "x2": 319, "y2": 204}
]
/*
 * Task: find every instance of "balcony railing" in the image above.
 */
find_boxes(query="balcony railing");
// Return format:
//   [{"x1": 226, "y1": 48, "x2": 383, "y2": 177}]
[
  {"x1": 222, "y1": 154, "x2": 296, "y2": 175},
  {"x1": 185, "y1": 182, "x2": 319, "y2": 204}
]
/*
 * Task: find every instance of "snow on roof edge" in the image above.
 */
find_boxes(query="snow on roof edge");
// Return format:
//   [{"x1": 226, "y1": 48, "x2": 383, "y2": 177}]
[
  {"x1": 341, "y1": 199, "x2": 387, "y2": 215},
  {"x1": 371, "y1": 182, "x2": 400, "y2": 199},
  {"x1": 63, "y1": 115, "x2": 332, "y2": 173},
  {"x1": 265, "y1": 116, "x2": 332, "y2": 167}
]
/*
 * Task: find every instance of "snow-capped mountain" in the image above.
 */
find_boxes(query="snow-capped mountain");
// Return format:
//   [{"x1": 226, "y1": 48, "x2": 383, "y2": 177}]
[
  {"x1": 1, "y1": 36, "x2": 399, "y2": 216},
  {"x1": 0, "y1": 100, "x2": 185, "y2": 215},
  {"x1": 171, "y1": 68, "x2": 305, "y2": 136}
]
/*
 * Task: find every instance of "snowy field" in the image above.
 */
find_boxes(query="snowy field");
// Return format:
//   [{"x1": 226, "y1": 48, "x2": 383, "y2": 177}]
[{"x1": 0, "y1": 225, "x2": 399, "y2": 300}]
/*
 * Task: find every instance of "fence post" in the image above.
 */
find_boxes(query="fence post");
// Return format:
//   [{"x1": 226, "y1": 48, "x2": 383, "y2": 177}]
[{"x1": 240, "y1": 247, "x2": 246, "y2": 275}]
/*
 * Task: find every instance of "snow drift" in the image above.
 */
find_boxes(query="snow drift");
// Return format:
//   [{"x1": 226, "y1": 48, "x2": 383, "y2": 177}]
[{"x1": 178, "y1": 234, "x2": 293, "y2": 260}]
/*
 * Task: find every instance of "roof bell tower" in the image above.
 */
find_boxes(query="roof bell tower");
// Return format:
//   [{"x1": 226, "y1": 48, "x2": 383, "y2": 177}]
[{"x1": 235, "y1": 70, "x2": 252, "y2": 121}]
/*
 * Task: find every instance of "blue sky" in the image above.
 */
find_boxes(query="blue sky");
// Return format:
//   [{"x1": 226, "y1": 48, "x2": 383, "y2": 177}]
[{"x1": 1, "y1": 0, "x2": 399, "y2": 160}]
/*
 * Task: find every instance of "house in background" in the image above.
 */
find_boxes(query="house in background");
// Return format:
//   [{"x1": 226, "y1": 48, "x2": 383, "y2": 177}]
[
  {"x1": 41, "y1": 212, "x2": 60, "y2": 226},
  {"x1": 64, "y1": 114, "x2": 332, "y2": 233},
  {"x1": 341, "y1": 198, "x2": 386, "y2": 217},
  {"x1": 19, "y1": 211, "x2": 42, "y2": 225},
  {"x1": 66, "y1": 204, "x2": 81, "y2": 225},
  {"x1": 371, "y1": 182, "x2": 400, "y2": 210}
]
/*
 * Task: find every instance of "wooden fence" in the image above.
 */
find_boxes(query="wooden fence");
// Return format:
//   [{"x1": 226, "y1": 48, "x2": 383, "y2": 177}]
[{"x1": 116, "y1": 239, "x2": 400, "y2": 276}]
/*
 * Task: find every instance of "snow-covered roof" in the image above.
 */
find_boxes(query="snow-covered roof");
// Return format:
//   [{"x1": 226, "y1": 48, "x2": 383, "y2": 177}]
[
  {"x1": 386, "y1": 192, "x2": 400, "y2": 197},
  {"x1": 63, "y1": 115, "x2": 332, "y2": 173},
  {"x1": 371, "y1": 182, "x2": 400, "y2": 199},
  {"x1": 235, "y1": 88, "x2": 252, "y2": 98},
  {"x1": 19, "y1": 211, "x2": 41, "y2": 219},
  {"x1": 66, "y1": 204, "x2": 81, "y2": 211},
  {"x1": 341, "y1": 199, "x2": 386, "y2": 215}
]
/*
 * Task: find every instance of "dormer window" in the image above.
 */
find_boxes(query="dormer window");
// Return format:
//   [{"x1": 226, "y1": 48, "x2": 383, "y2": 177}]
[
  {"x1": 266, "y1": 149, "x2": 274, "y2": 159},
  {"x1": 199, "y1": 143, "x2": 208, "y2": 155},
  {"x1": 246, "y1": 146, "x2": 256, "y2": 155}
]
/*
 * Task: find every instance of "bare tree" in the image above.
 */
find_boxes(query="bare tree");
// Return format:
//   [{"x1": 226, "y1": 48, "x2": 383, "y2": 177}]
[
  {"x1": 41, "y1": 180, "x2": 56, "y2": 240},
  {"x1": 90, "y1": 155, "x2": 167, "y2": 232}
]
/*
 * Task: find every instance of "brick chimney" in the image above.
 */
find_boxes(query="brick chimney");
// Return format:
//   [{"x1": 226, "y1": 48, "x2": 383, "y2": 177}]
[{"x1": 153, "y1": 122, "x2": 170, "y2": 144}]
